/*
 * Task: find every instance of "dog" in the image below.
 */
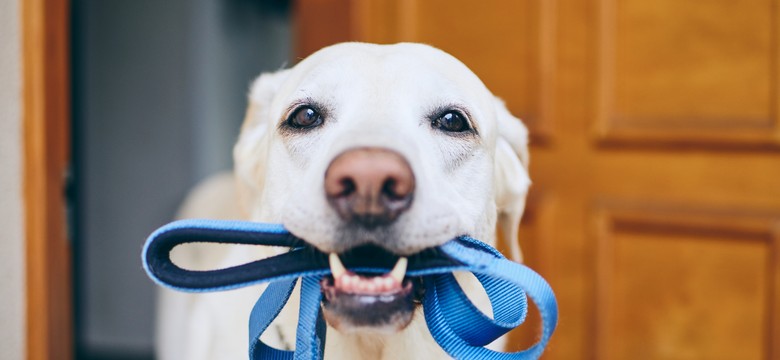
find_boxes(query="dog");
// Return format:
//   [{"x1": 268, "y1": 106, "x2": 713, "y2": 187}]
[{"x1": 157, "y1": 42, "x2": 531, "y2": 359}]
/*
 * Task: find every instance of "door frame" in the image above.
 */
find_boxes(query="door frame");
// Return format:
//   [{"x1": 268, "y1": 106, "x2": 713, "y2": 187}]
[{"x1": 22, "y1": 0, "x2": 72, "y2": 359}]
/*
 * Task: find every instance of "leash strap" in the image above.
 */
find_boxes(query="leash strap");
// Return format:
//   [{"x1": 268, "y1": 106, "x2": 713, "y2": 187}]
[{"x1": 142, "y1": 219, "x2": 558, "y2": 359}]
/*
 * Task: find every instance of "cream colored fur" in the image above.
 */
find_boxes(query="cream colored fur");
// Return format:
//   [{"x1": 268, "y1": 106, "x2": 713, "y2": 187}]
[{"x1": 157, "y1": 43, "x2": 530, "y2": 359}]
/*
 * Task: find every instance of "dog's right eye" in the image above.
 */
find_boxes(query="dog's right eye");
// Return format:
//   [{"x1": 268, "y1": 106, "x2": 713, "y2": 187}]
[{"x1": 287, "y1": 106, "x2": 324, "y2": 129}]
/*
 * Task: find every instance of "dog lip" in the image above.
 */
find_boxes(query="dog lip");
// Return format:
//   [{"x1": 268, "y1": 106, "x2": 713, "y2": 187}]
[
  {"x1": 320, "y1": 277, "x2": 417, "y2": 332},
  {"x1": 320, "y1": 277, "x2": 414, "y2": 300}
]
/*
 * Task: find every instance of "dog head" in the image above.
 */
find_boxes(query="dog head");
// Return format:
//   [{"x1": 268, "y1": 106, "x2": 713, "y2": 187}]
[{"x1": 234, "y1": 43, "x2": 530, "y2": 333}]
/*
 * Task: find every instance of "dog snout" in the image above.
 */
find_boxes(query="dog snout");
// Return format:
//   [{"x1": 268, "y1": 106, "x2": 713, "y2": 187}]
[{"x1": 324, "y1": 148, "x2": 415, "y2": 228}]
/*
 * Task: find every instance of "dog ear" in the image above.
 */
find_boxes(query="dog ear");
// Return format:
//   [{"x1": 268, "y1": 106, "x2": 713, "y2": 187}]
[
  {"x1": 233, "y1": 69, "x2": 291, "y2": 217},
  {"x1": 493, "y1": 97, "x2": 531, "y2": 263}
]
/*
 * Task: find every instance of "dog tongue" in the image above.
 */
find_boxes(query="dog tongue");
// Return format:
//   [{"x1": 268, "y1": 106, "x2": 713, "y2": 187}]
[{"x1": 329, "y1": 254, "x2": 407, "y2": 295}]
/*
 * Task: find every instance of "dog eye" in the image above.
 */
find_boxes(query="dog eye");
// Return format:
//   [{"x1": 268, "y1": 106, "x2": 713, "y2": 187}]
[
  {"x1": 288, "y1": 106, "x2": 324, "y2": 129},
  {"x1": 432, "y1": 111, "x2": 471, "y2": 133}
]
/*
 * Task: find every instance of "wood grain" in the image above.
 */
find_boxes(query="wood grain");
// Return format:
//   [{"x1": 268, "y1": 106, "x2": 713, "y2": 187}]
[
  {"x1": 293, "y1": 0, "x2": 354, "y2": 59},
  {"x1": 595, "y1": 0, "x2": 780, "y2": 147},
  {"x1": 295, "y1": 1, "x2": 780, "y2": 358},
  {"x1": 593, "y1": 204, "x2": 780, "y2": 359},
  {"x1": 22, "y1": 0, "x2": 72, "y2": 359}
]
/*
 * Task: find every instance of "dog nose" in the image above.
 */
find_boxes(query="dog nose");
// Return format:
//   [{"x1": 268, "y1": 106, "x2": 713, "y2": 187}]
[{"x1": 324, "y1": 148, "x2": 415, "y2": 228}]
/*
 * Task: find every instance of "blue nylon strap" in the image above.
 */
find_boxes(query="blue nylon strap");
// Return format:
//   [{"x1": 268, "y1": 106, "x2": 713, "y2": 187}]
[
  {"x1": 294, "y1": 277, "x2": 326, "y2": 359},
  {"x1": 142, "y1": 219, "x2": 558, "y2": 360},
  {"x1": 433, "y1": 274, "x2": 527, "y2": 347},
  {"x1": 249, "y1": 280, "x2": 297, "y2": 360},
  {"x1": 424, "y1": 239, "x2": 558, "y2": 359}
]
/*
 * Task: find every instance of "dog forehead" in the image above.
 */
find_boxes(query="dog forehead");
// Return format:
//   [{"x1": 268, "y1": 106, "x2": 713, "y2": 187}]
[
  {"x1": 300, "y1": 42, "x2": 477, "y2": 77},
  {"x1": 294, "y1": 44, "x2": 487, "y2": 96}
]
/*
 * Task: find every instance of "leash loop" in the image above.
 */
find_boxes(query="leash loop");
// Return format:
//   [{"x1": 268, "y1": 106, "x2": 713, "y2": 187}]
[{"x1": 142, "y1": 219, "x2": 557, "y2": 359}]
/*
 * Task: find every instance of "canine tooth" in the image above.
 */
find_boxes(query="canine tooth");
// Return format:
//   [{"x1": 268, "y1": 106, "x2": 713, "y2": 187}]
[
  {"x1": 329, "y1": 253, "x2": 347, "y2": 279},
  {"x1": 389, "y1": 257, "x2": 408, "y2": 283},
  {"x1": 383, "y1": 277, "x2": 395, "y2": 290}
]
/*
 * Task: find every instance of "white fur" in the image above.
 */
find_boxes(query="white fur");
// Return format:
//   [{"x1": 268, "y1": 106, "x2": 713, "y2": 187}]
[{"x1": 158, "y1": 43, "x2": 530, "y2": 359}]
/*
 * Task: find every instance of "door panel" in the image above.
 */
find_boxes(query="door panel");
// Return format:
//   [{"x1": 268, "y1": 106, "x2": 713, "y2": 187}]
[
  {"x1": 597, "y1": 0, "x2": 780, "y2": 146},
  {"x1": 295, "y1": 0, "x2": 780, "y2": 358},
  {"x1": 594, "y1": 205, "x2": 778, "y2": 359},
  {"x1": 612, "y1": 0, "x2": 772, "y2": 122}
]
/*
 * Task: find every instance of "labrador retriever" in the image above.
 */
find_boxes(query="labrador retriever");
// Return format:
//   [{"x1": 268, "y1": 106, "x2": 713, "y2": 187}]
[{"x1": 158, "y1": 42, "x2": 531, "y2": 360}]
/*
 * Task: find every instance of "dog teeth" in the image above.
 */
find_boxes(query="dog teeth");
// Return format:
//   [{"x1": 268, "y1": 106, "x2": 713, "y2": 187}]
[
  {"x1": 381, "y1": 277, "x2": 395, "y2": 292},
  {"x1": 329, "y1": 254, "x2": 407, "y2": 294},
  {"x1": 329, "y1": 253, "x2": 347, "y2": 279},
  {"x1": 366, "y1": 282, "x2": 378, "y2": 293},
  {"x1": 382, "y1": 277, "x2": 394, "y2": 290},
  {"x1": 389, "y1": 257, "x2": 407, "y2": 284}
]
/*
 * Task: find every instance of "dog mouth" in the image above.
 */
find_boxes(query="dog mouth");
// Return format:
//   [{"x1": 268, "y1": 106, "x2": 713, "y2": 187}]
[{"x1": 320, "y1": 247, "x2": 422, "y2": 333}]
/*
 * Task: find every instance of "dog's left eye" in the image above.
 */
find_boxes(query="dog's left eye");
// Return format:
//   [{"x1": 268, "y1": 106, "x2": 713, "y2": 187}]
[
  {"x1": 432, "y1": 111, "x2": 471, "y2": 133},
  {"x1": 287, "y1": 106, "x2": 324, "y2": 129}
]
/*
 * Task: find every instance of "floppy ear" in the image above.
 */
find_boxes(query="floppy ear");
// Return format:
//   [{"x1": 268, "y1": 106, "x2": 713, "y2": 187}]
[
  {"x1": 493, "y1": 97, "x2": 531, "y2": 263},
  {"x1": 233, "y1": 69, "x2": 291, "y2": 217}
]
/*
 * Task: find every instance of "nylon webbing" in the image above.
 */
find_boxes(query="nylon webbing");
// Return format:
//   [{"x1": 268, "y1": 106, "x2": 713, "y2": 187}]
[{"x1": 142, "y1": 219, "x2": 557, "y2": 359}]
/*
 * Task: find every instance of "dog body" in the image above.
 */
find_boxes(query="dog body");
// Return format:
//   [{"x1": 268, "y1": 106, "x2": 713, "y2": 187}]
[{"x1": 158, "y1": 43, "x2": 530, "y2": 359}]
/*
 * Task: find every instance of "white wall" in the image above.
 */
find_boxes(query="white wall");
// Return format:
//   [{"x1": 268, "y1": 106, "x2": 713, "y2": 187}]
[{"x1": 0, "y1": 0, "x2": 25, "y2": 359}]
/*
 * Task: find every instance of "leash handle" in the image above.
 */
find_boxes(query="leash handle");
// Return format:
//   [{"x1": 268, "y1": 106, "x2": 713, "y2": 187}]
[
  {"x1": 142, "y1": 219, "x2": 318, "y2": 292},
  {"x1": 142, "y1": 218, "x2": 463, "y2": 292}
]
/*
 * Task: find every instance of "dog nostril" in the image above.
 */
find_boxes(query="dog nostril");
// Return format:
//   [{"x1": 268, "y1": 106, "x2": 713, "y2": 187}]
[
  {"x1": 382, "y1": 178, "x2": 397, "y2": 198},
  {"x1": 381, "y1": 178, "x2": 409, "y2": 200},
  {"x1": 339, "y1": 178, "x2": 356, "y2": 197}
]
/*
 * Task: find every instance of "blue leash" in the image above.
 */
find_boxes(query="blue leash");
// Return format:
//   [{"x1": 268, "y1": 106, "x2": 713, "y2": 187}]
[{"x1": 142, "y1": 219, "x2": 558, "y2": 359}]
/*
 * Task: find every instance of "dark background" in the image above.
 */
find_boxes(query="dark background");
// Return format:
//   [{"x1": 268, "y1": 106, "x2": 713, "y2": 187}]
[{"x1": 71, "y1": 1, "x2": 291, "y2": 358}]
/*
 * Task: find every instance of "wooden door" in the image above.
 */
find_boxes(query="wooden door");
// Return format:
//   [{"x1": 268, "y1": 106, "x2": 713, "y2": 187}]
[{"x1": 295, "y1": 0, "x2": 780, "y2": 358}]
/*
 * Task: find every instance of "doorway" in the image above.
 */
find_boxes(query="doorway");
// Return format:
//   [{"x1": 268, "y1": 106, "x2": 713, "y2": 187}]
[{"x1": 70, "y1": 1, "x2": 291, "y2": 358}]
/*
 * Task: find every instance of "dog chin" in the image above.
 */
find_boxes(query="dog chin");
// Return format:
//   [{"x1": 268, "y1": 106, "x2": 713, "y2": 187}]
[{"x1": 320, "y1": 277, "x2": 418, "y2": 334}]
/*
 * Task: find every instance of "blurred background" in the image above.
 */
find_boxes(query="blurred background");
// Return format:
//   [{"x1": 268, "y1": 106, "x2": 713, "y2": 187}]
[
  {"x1": 3, "y1": 0, "x2": 780, "y2": 359},
  {"x1": 70, "y1": 1, "x2": 290, "y2": 358}
]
